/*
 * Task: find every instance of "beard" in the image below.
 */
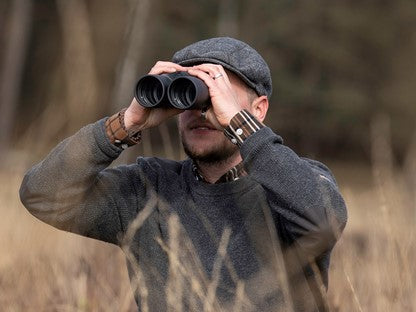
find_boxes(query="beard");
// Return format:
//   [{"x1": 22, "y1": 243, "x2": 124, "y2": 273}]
[{"x1": 181, "y1": 133, "x2": 239, "y2": 164}]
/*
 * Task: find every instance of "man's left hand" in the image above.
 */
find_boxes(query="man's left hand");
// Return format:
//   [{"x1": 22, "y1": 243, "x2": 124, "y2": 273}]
[{"x1": 187, "y1": 64, "x2": 243, "y2": 129}]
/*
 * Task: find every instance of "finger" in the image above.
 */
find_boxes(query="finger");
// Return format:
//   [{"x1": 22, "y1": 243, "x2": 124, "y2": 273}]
[
  {"x1": 149, "y1": 61, "x2": 188, "y2": 75},
  {"x1": 189, "y1": 65, "x2": 232, "y2": 96},
  {"x1": 188, "y1": 67, "x2": 238, "y2": 108},
  {"x1": 191, "y1": 64, "x2": 230, "y2": 84},
  {"x1": 187, "y1": 68, "x2": 221, "y2": 90},
  {"x1": 148, "y1": 66, "x2": 178, "y2": 75},
  {"x1": 189, "y1": 66, "x2": 235, "y2": 102}
]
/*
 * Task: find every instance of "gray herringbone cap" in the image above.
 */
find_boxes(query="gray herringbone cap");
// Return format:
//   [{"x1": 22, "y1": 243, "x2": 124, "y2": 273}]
[{"x1": 172, "y1": 37, "x2": 272, "y2": 98}]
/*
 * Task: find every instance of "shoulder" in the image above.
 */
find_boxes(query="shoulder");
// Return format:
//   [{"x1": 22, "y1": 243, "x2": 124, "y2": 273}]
[{"x1": 301, "y1": 157, "x2": 338, "y2": 186}]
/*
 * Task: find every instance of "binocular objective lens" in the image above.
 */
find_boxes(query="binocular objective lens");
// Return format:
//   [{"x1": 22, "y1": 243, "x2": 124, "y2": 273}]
[
  {"x1": 138, "y1": 77, "x2": 164, "y2": 107},
  {"x1": 151, "y1": 84, "x2": 163, "y2": 103},
  {"x1": 185, "y1": 84, "x2": 196, "y2": 107}
]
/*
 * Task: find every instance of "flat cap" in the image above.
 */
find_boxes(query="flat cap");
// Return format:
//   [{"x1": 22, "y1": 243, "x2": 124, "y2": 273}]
[{"x1": 172, "y1": 37, "x2": 272, "y2": 98}]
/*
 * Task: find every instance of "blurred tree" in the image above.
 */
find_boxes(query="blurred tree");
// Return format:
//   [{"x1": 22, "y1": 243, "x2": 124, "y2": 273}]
[
  {"x1": 0, "y1": 0, "x2": 32, "y2": 156},
  {"x1": 10, "y1": 0, "x2": 416, "y2": 165},
  {"x1": 217, "y1": 0, "x2": 239, "y2": 37},
  {"x1": 57, "y1": 0, "x2": 99, "y2": 133},
  {"x1": 111, "y1": 0, "x2": 151, "y2": 112},
  {"x1": 240, "y1": 0, "x2": 416, "y2": 162}
]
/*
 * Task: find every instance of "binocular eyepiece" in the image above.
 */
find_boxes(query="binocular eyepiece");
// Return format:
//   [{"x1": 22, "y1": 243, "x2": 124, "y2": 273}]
[{"x1": 135, "y1": 72, "x2": 210, "y2": 110}]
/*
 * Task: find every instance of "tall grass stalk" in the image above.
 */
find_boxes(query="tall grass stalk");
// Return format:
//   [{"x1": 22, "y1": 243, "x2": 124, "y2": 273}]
[{"x1": 2, "y1": 113, "x2": 415, "y2": 311}]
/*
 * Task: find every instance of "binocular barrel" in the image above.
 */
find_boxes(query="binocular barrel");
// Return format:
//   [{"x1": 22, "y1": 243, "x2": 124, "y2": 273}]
[{"x1": 135, "y1": 72, "x2": 210, "y2": 110}]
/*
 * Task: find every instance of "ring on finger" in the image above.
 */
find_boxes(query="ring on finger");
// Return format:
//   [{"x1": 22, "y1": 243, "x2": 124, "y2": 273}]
[{"x1": 213, "y1": 73, "x2": 223, "y2": 80}]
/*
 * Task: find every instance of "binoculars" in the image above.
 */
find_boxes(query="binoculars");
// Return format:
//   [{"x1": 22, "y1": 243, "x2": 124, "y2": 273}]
[{"x1": 134, "y1": 72, "x2": 210, "y2": 110}]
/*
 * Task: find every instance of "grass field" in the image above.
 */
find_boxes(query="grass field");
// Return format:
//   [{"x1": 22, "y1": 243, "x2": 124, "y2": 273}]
[{"x1": 1, "y1": 157, "x2": 414, "y2": 311}]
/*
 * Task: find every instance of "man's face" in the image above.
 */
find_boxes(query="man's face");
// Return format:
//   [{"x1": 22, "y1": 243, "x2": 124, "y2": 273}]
[
  {"x1": 178, "y1": 71, "x2": 253, "y2": 163},
  {"x1": 178, "y1": 109, "x2": 238, "y2": 163}
]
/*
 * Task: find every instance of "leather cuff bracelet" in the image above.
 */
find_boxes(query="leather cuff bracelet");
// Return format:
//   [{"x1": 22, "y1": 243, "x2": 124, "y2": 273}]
[
  {"x1": 105, "y1": 108, "x2": 141, "y2": 149},
  {"x1": 224, "y1": 109, "x2": 264, "y2": 147}
]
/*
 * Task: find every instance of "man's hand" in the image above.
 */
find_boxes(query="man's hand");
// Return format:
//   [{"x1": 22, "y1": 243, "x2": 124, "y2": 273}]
[
  {"x1": 124, "y1": 61, "x2": 249, "y2": 131},
  {"x1": 124, "y1": 61, "x2": 187, "y2": 132},
  {"x1": 187, "y1": 64, "x2": 245, "y2": 128}
]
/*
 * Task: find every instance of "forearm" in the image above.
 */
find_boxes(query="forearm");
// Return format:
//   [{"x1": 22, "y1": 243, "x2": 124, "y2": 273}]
[
  {"x1": 19, "y1": 119, "x2": 123, "y2": 235},
  {"x1": 225, "y1": 111, "x2": 347, "y2": 256}
]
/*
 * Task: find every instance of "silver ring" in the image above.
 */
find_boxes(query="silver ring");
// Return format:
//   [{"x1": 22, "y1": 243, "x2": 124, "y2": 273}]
[{"x1": 213, "y1": 73, "x2": 223, "y2": 80}]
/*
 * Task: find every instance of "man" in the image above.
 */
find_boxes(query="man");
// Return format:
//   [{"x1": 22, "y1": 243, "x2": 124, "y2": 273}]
[{"x1": 20, "y1": 37, "x2": 347, "y2": 311}]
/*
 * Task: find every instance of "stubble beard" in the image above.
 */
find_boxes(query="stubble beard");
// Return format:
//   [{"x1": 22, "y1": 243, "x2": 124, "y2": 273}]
[{"x1": 180, "y1": 132, "x2": 239, "y2": 165}]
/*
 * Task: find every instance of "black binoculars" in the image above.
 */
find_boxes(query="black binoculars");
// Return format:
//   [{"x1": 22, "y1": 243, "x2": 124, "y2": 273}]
[{"x1": 134, "y1": 72, "x2": 210, "y2": 110}]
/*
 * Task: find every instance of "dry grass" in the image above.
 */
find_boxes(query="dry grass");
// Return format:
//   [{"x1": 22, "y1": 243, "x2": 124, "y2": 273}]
[
  {"x1": 327, "y1": 163, "x2": 416, "y2": 311},
  {"x1": 0, "y1": 154, "x2": 136, "y2": 311},
  {"x1": 1, "y1": 155, "x2": 415, "y2": 311}
]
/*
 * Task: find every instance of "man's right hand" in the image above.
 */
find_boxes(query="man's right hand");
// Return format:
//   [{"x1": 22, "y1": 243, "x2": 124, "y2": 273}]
[{"x1": 124, "y1": 61, "x2": 188, "y2": 132}]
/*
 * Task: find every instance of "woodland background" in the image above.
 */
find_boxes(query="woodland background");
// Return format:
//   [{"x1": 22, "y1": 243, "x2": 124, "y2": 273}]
[{"x1": 0, "y1": 0, "x2": 415, "y2": 311}]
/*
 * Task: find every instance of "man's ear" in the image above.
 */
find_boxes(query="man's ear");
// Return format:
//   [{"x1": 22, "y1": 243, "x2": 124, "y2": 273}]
[{"x1": 251, "y1": 96, "x2": 269, "y2": 122}]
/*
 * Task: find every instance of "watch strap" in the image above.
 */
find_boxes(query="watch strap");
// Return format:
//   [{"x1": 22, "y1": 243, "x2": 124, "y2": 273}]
[{"x1": 105, "y1": 108, "x2": 141, "y2": 149}]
